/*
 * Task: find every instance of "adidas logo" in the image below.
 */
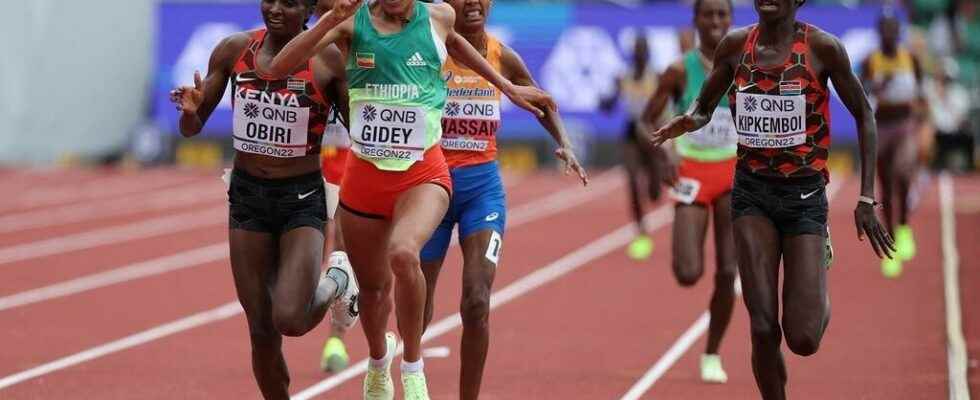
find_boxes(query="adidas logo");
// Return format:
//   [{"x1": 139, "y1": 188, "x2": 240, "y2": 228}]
[{"x1": 406, "y1": 52, "x2": 426, "y2": 67}]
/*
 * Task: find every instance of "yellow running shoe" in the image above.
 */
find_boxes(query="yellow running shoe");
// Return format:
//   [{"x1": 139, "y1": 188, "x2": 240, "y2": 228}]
[
  {"x1": 700, "y1": 354, "x2": 728, "y2": 384},
  {"x1": 363, "y1": 332, "x2": 397, "y2": 400},
  {"x1": 895, "y1": 225, "x2": 916, "y2": 261},
  {"x1": 627, "y1": 235, "x2": 654, "y2": 260},
  {"x1": 882, "y1": 257, "x2": 903, "y2": 279},
  {"x1": 401, "y1": 370, "x2": 430, "y2": 400},
  {"x1": 320, "y1": 337, "x2": 349, "y2": 373}
]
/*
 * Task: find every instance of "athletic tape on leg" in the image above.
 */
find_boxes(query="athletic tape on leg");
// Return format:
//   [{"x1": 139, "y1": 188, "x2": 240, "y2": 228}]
[
  {"x1": 325, "y1": 181, "x2": 340, "y2": 219},
  {"x1": 485, "y1": 230, "x2": 502, "y2": 266}
]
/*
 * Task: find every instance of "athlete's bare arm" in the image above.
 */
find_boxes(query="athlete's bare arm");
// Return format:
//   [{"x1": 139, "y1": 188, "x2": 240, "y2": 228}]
[
  {"x1": 500, "y1": 44, "x2": 588, "y2": 185},
  {"x1": 642, "y1": 61, "x2": 684, "y2": 128},
  {"x1": 315, "y1": 45, "x2": 351, "y2": 130},
  {"x1": 429, "y1": 3, "x2": 554, "y2": 118},
  {"x1": 170, "y1": 33, "x2": 249, "y2": 137},
  {"x1": 809, "y1": 28, "x2": 894, "y2": 258},
  {"x1": 261, "y1": 0, "x2": 360, "y2": 79},
  {"x1": 650, "y1": 28, "x2": 749, "y2": 146}
]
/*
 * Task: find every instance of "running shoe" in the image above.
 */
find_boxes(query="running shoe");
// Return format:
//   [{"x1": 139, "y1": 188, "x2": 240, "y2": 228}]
[
  {"x1": 895, "y1": 224, "x2": 916, "y2": 261},
  {"x1": 328, "y1": 251, "x2": 359, "y2": 330},
  {"x1": 700, "y1": 354, "x2": 728, "y2": 384},
  {"x1": 401, "y1": 370, "x2": 431, "y2": 400},
  {"x1": 881, "y1": 257, "x2": 903, "y2": 279},
  {"x1": 320, "y1": 336, "x2": 349, "y2": 373},
  {"x1": 627, "y1": 235, "x2": 654, "y2": 261},
  {"x1": 363, "y1": 332, "x2": 397, "y2": 400}
]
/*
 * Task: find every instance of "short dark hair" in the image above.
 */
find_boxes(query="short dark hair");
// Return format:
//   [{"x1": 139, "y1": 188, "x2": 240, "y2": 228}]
[{"x1": 693, "y1": 0, "x2": 734, "y2": 15}]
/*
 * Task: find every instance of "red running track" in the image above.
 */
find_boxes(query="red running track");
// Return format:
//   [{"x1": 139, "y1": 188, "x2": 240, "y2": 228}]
[{"x1": 0, "y1": 167, "x2": 974, "y2": 399}]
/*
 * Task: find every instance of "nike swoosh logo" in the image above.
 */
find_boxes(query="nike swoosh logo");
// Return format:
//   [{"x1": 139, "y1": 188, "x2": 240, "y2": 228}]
[
  {"x1": 236, "y1": 76, "x2": 256, "y2": 83},
  {"x1": 800, "y1": 188, "x2": 821, "y2": 199},
  {"x1": 738, "y1": 83, "x2": 757, "y2": 92},
  {"x1": 298, "y1": 189, "x2": 318, "y2": 200}
]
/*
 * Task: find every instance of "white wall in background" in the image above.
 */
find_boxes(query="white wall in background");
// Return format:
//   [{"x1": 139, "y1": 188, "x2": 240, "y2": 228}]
[{"x1": 0, "y1": 0, "x2": 154, "y2": 165}]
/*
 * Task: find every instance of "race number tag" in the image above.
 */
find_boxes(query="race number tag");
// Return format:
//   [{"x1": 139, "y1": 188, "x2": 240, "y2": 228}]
[
  {"x1": 485, "y1": 230, "x2": 503, "y2": 266},
  {"x1": 686, "y1": 108, "x2": 737, "y2": 148},
  {"x1": 233, "y1": 98, "x2": 310, "y2": 158},
  {"x1": 735, "y1": 92, "x2": 806, "y2": 148},
  {"x1": 351, "y1": 102, "x2": 427, "y2": 162},
  {"x1": 441, "y1": 99, "x2": 500, "y2": 152},
  {"x1": 670, "y1": 177, "x2": 701, "y2": 205}
]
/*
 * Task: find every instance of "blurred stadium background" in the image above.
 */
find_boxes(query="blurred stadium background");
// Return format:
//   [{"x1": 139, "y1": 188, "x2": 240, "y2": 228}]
[{"x1": 0, "y1": 0, "x2": 976, "y2": 174}]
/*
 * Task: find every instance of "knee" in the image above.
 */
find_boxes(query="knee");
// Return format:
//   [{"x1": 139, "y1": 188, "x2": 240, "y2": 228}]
[
  {"x1": 749, "y1": 317, "x2": 781, "y2": 347},
  {"x1": 460, "y1": 287, "x2": 491, "y2": 328},
  {"x1": 785, "y1": 331, "x2": 822, "y2": 356},
  {"x1": 249, "y1": 327, "x2": 281, "y2": 351},
  {"x1": 273, "y1": 311, "x2": 310, "y2": 337},
  {"x1": 673, "y1": 261, "x2": 702, "y2": 287},
  {"x1": 388, "y1": 243, "x2": 420, "y2": 278}
]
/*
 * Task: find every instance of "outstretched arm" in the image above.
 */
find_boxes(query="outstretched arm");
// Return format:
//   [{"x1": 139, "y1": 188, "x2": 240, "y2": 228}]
[
  {"x1": 812, "y1": 30, "x2": 894, "y2": 258},
  {"x1": 650, "y1": 29, "x2": 745, "y2": 146},
  {"x1": 170, "y1": 34, "x2": 246, "y2": 137},
  {"x1": 501, "y1": 44, "x2": 588, "y2": 185},
  {"x1": 259, "y1": 0, "x2": 360, "y2": 79}
]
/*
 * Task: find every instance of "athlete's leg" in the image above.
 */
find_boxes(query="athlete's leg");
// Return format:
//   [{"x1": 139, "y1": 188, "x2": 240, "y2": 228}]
[
  {"x1": 338, "y1": 209, "x2": 393, "y2": 360},
  {"x1": 734, "y1": 216, "x2": 786, "y2": 400},
  {"x1": 671, "y1": 204, "x2": 709, "y2": 286},
  {"x1": 707, "y1": 192, "x2": 737, "y2": 355},
  {"x1": 877, "y1": 133, "x2": 898, "y2": 234},
  {"x1": 420, "y1": 257, "x2": 446, "y2": 329},
  {"x1": 273, "y1": 227, "x2": 333, "y2": 336},
  {"x1": 389, "y1": 184, "x2": 451, "y2": 363},
  {"x1": 420, "y1": 216, "x2": 454, "y2": 330},
  {"x1": 457, "y1": 229, "x2": 498, "y2": 400},
  {"x1": 781, "y1": 234, "x2": 829, "y2": 356},
  {"x1": 623, "y1": 141, "x2": 647, "y2": 233},
  {"x1": 229, "y1": 229, "x2": 289, "y2": 400}
]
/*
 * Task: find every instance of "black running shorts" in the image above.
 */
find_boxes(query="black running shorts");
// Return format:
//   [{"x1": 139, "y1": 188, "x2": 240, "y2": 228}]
[
  {"x1": 731, "y1": 168, "x2": 828, "y2": 237},
  {"x1": 227, "y1": 169, "x2": 326, "y2": 234}
]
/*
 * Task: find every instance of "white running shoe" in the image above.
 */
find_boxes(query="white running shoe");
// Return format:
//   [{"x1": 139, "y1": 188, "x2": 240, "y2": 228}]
[
  {"x1": 700, "y1": 353, "x2": 728, "y2": 384},
  {"x1": 327, "y1": 251, "x2": 358, "y2": 330},
  {"x1": 363, "y1": 332, "x2": 397, "y2": 400}
]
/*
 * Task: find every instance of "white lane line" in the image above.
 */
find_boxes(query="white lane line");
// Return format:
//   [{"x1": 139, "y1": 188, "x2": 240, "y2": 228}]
[
  {"x1": 0, "y1": 171, "x2": 200, "y2": 212},
  {"x1": 939, "y1": 173, "x2": 970, "y2": 400},
  {"x1": 291, "y1": 205, "x2": 674, "y2": 400},
  {"x1": 619, "y1": 176, "x2": 845, "y2": 400},
  {"x1": 0, "y1": 207, "x2": 225, "y2": 266},
  {"x1": 0, "y1": 243, "x2": 228, "y2": 312},
  {"x1": 0, "y1": 182, "x2": 225, "y2": 234},
  {"x1": 0, "y1": 172, "x2": 626, "y2": 390},
  {"x1": 0, "y1": 301, "x2": 243, "y2": 391}
]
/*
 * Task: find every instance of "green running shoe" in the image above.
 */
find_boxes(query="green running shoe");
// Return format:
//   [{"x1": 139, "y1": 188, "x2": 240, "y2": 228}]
[
  {"x1": 320, "y1": 337, "x2": 349, "y2": 373},
  {"x1": 895, "y1": 225, "x2": 916, "y2": 261},
  {"x1": 882, "y1": 257, "x2": 903, "y2": 279},
  {"x1": 627, "y1": 235, "x2": 654, "y2": 261},
  {"x1": 363, "y1": 332, "x2": 396, "y2": 400},
  {"x1": 401, "y1": 370, "x2": 431, "y2": 400}
]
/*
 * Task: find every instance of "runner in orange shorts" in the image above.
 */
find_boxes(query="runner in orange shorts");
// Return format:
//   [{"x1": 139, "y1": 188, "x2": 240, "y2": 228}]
[
  {"x1": 642, "y1": 0, "x2": 737, "y2": 383},
  {"x1": 261, "y1": 0, "x2": 554, "y2": 396}
]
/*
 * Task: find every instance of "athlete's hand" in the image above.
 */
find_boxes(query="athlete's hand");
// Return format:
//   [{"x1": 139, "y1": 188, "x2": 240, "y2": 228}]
[
  {"x1": 661, "y1": 155, "x2": 680, "y2": 186},
  {"x1": 650, "y1": 115, "x2": 696, "y2": 147},
  {"x1": 329, "y1": 0, "x2": 362, "y2": 22},
  {"x1": 506, "y1": 84, "x2": 555, "y2": 119},
  {"x1": 170, "y1": 71, "x2": 205, "y2": 115},
  {"x1": 555, "y1": 146, "x2": 589, "y2": 186},
  {"x1": 854, "y1": 202, "x2": 895, "y2": 259}
]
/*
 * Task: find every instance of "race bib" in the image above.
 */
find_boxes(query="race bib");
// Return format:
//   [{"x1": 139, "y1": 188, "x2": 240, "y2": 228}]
[
  {"x1": 735, "y1": 92, "x2": 806, "y2": 148},
  {"x1": 669, "y1": 177, "x2": 701, "y2": 205},
  {"x1": 233, "y1": 98, "x2": 310, "y2": 158},
  {"x1": 686, "y1": 108, "x2": 737, "y2": 148},
  {"x1": 321, "y1": 108, "x2": 351, "y2": 148},
  {"x1": 351, "y1": 102, "x2": 427, "y2": 162},
  {"x1": 441, "y1": 99, "x2": 500, "y2": 152}
]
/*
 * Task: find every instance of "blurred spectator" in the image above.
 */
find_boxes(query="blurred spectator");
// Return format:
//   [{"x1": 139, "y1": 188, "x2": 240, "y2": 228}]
[{"x1": 924, "y1": 58, "x2": 974, "y2": 171}]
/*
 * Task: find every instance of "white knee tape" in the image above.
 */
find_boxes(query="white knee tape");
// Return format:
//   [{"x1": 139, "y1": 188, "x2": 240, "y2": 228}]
[{"x1": 325, "y1": 180, "x2": 340, "y2": 219}]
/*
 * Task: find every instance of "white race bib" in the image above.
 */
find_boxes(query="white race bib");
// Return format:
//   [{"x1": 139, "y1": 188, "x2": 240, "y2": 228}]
[
  {"x1": 232, "y1": 98, "x2": 310, "y2": 158},
  {"x1": 686, "y1": 108, "x2": 737, "y2": 148},
  {"x1": 735, "y1": 92, "x2": 806, "y2": 148},
  {"x1": 441, "y1": 99, "x2": 500, "y2": 152},
  {"x1": 670, "y1": 177, "x2": 701, "y2": 205},
  {"x1": 351, "y1": 103, "x2": 427, "y2": 162}
]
